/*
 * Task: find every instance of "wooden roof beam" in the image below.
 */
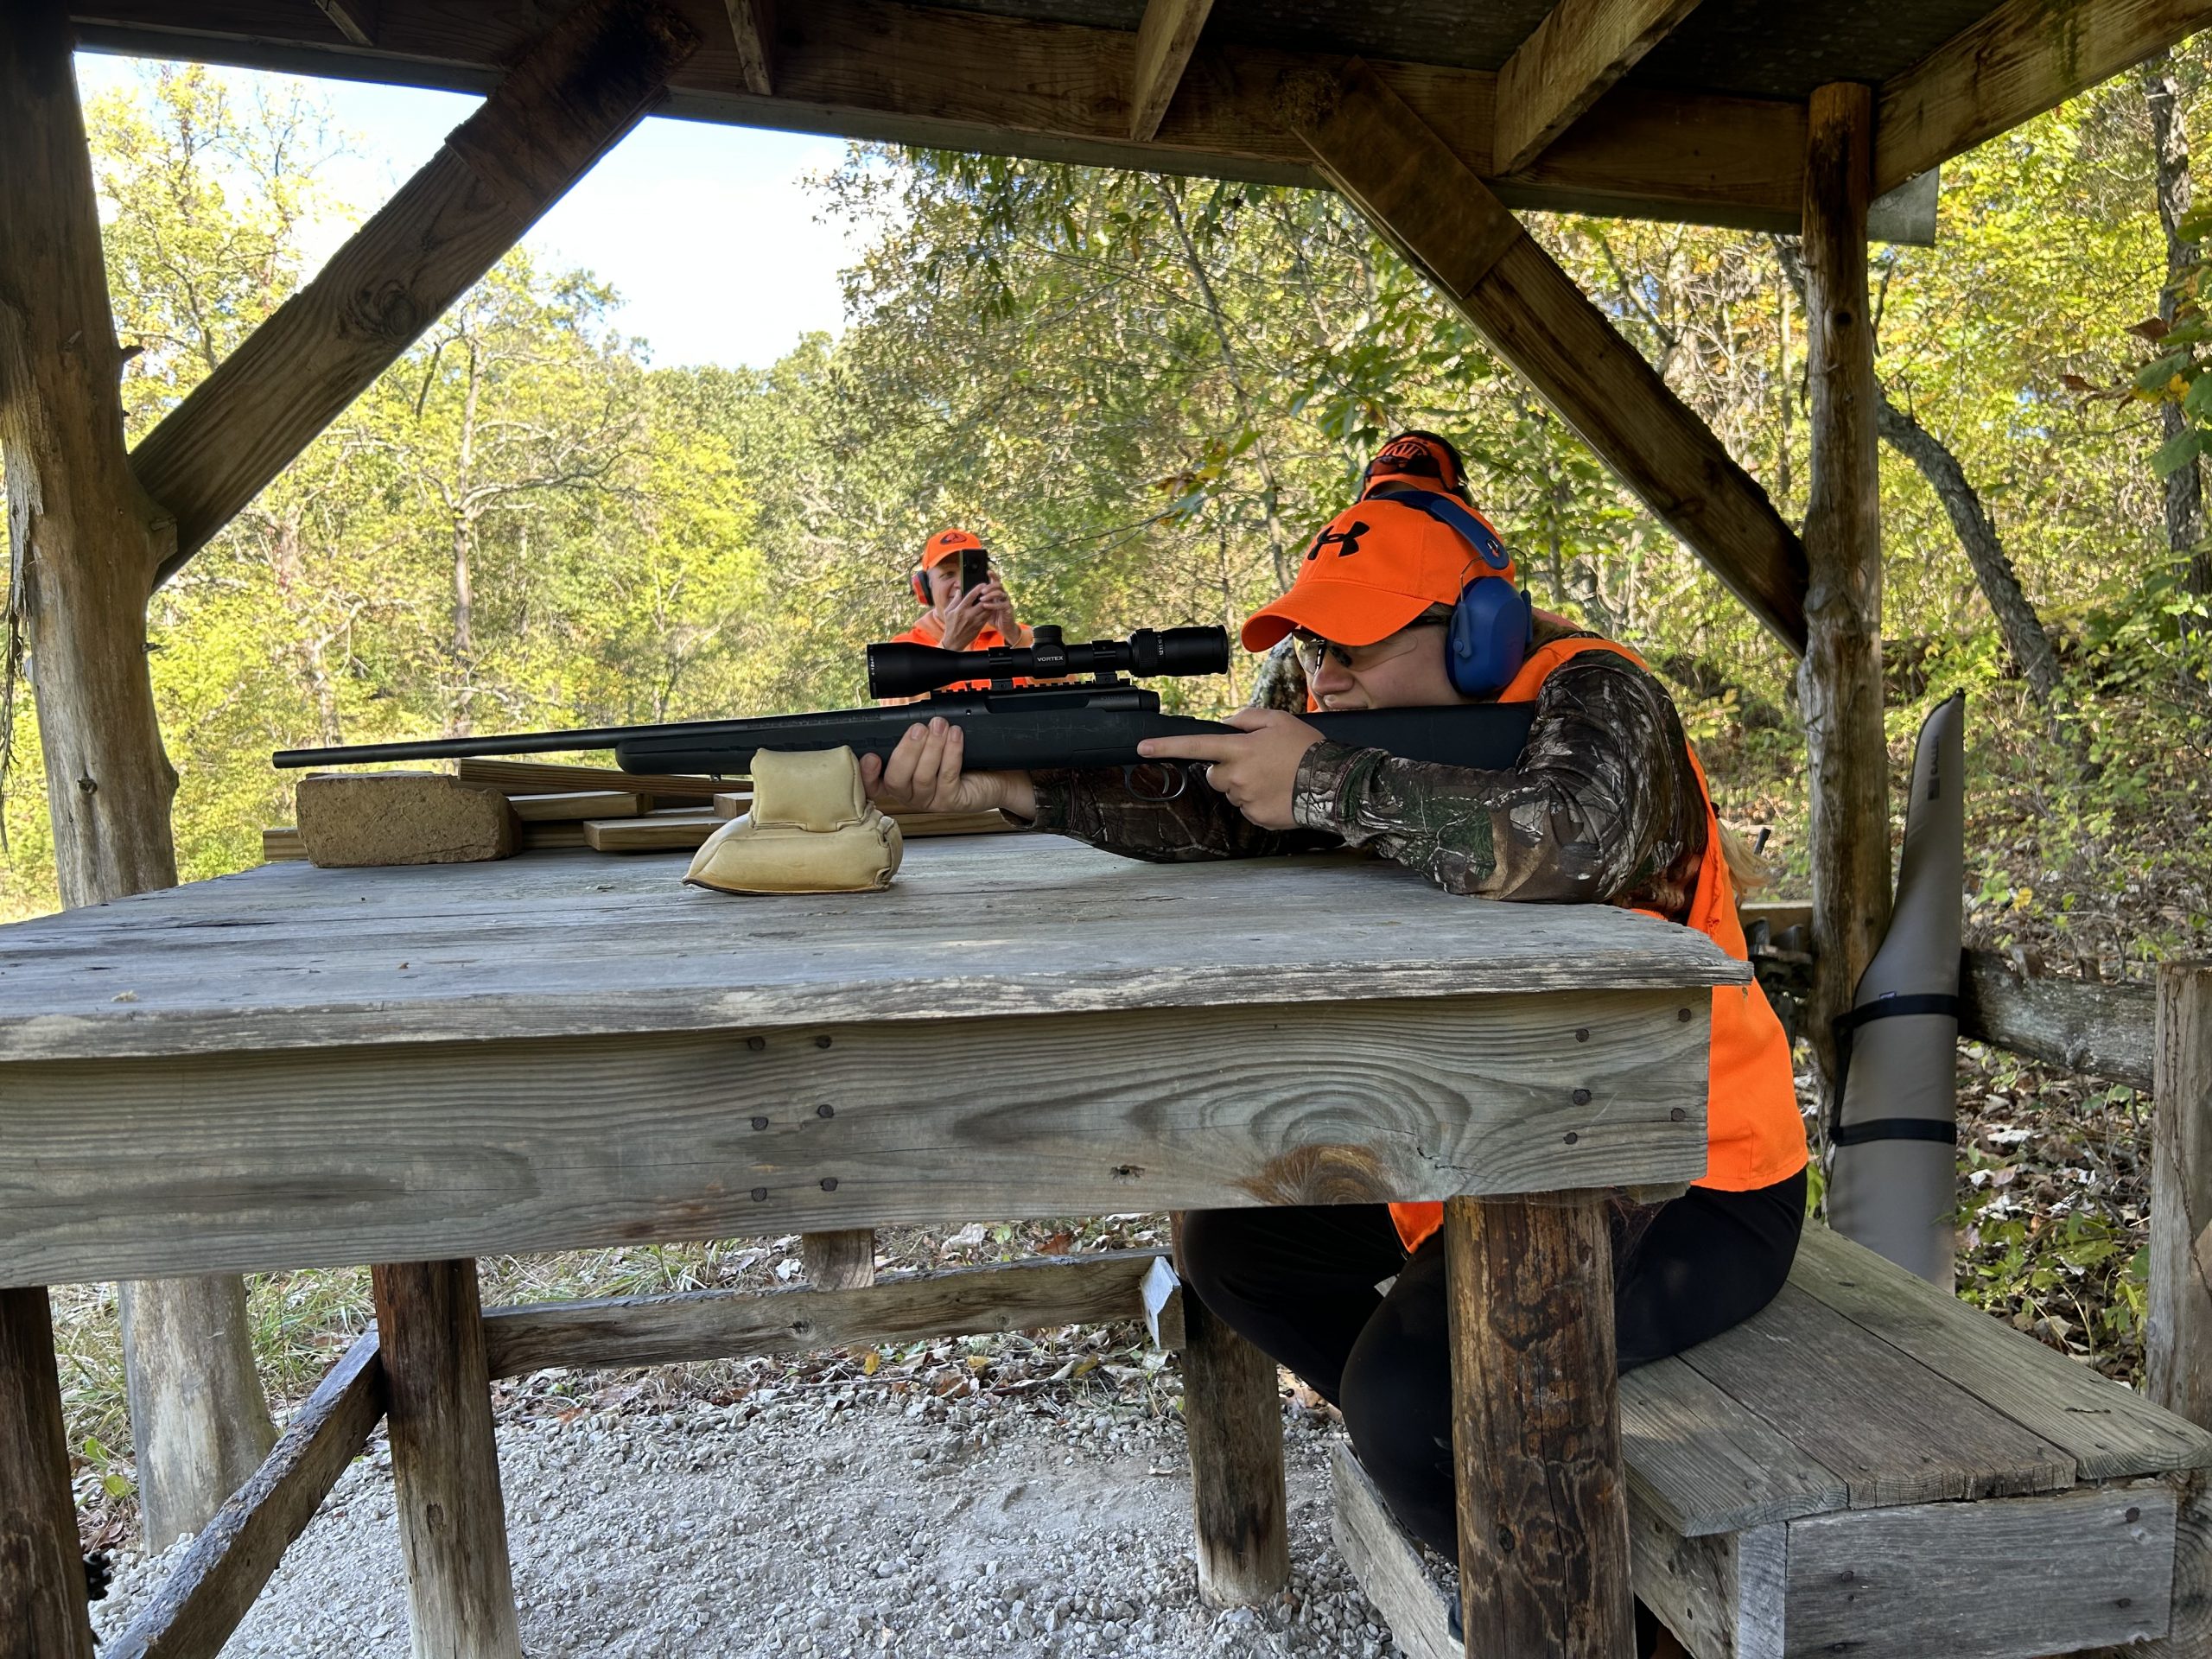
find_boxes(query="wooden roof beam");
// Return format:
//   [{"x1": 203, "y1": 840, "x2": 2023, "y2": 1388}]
[
  {"x1": 128, "y1": 0, "x2": 700, "y2": 588},
  {"x1": 1128, "y1": 0, "x2": 1216, "y2": 141},
  {"x1": 725, "y1": 0, "x2": 774, "y2": 97},
  {"x1": 73, "y1": 0, "x2": 1811, "y2": 232},
  {"x1": 1877, "y1": 0, "x2": 2212, "y2": 196},
  {"x1": 1491, "y1": 0, "x2": 1706, "y2": 176},
  {"x1": 1285, "y1": 59, "x2": 1809, "y2": 653},
  {"x1": 309, "y1": 0, "x2": 375, "y2": 47}
]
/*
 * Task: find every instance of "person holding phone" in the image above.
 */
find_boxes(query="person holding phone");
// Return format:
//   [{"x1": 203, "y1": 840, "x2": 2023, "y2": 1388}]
[{"x1": 887, "y1": 528, "x2": 1030, "y2": 661}]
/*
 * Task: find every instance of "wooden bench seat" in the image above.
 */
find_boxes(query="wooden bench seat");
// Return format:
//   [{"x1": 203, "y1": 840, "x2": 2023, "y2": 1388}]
[{"x1": 1334, "y1": 1224, "x2": 2212, "y2": 1658}]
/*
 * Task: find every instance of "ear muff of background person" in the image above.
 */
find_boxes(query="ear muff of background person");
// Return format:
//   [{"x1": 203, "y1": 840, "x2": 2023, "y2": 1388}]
[
  {"x1": 1242, "y1": 493, "x2": 1532, "y2": 696},
  {"x1": 1360, "y1": 430, "x2": 1471, "y2": 502},
  {"x1": 912, "y1": 526, "x2": 986, "y2": 606}
]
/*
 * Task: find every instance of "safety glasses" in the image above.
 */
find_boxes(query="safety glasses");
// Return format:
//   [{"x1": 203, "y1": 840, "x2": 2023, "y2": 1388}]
[{"x1": 1291, "y1": 616, "x2": 1447, "y2": 679}]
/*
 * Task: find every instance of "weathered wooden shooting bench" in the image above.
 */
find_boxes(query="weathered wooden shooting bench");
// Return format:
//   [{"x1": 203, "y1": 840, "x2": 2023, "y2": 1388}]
[{"x1": 1, "y1": 834, "x2": 1738, "y2": 1656}]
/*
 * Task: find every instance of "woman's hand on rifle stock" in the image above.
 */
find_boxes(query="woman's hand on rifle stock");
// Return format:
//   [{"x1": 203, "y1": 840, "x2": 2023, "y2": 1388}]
[{"x1": 862, "y1": 718, "x2": 1037, "y2": 820}]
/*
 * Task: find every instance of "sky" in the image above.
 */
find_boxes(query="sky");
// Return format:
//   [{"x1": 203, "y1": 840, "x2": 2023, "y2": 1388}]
[{"x1": 72, "y1": 52, "x2": 867, "y2": 372}]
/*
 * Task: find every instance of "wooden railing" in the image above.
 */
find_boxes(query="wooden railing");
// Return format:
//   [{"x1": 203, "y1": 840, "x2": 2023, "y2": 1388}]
[{"x1": 1740, "y1": 901, "x2": 2155, "y2": 1091}]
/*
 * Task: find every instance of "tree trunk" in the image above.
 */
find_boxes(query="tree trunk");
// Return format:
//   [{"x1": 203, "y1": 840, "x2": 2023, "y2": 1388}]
[
  {"x1": 0, "y1": 0, "x2": 274, "y2": 1549},
  {"x1": 1873, "y1": 391, "x2": 2082, "y2": 741},
  {"x1": 2141, "y1": 51, "x2": 2211, "y2": 609},
  {"x1": 1799, "y1": 83, "x2": 1893, "y2": 1103}
]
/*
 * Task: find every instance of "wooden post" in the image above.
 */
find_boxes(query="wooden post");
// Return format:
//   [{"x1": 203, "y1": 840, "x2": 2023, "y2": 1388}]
[
  {"x1": 2147, "y1": 961, "x2": 2212, "y2": 1658},
  {"x1": 0, "y1": 1287, "x2": 95, "y2": 1659},
  {"x1": 1173, "y1": 1221, "x2": 1290, "y2": 1605},
  {"x1": 1442, "y1": 1193, "x2": 1632, "y2": 1658},
  {"x1": 2152, "y1": 960, "x2": 2212, "y2": 1427},
  {"x1": 1799, "y1": 79, "x2": 1891, "y2": 1100},
  {"x1": 800, "y1": 1230, "x2": 876, "y2": 1290},
  {"x1": 372, "y1": 1261, "x2": 523, "y2": 1659},
  {"x1": 0, "y1": 0, "x2": 276, "y2": 1549}
]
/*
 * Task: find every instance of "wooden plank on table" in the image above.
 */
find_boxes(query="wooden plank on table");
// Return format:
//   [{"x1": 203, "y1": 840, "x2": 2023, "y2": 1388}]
[
  {"x1": 481, "y1": 1249, "x2": 1172, "y2": 1375},
  {"x1": 1876, "y1": 0, "x2": 2212, "y2": 196},
  {"x1": 129, "y1": 0, "x2": 700, "y2": 583},
  {"x1": 582, "y1": 811, "x2": 720, "y2": 852},
  {"x1": 261, "y1": 826, "x2": 305, "y2": 862},
  {"x1": 1780, "y1": 1481, "x2": 2175, "y2": 1658},
  {"x1": 1445, "y1": 1192, "x2": 1632, "y2": 1656},
  {"x1": 0, "y1": 986, "x2": 1711, "y2": 1284},
  {"x1": 1491, "y1": 0, "x2": 1706, "y2": 176},
  {"x1": 1175, "y1": 1216, "x2": 1288, "y2": 1605},
  {"x1": 1792, "y1": 1226, "x2": 2212, "y2": 1481},
  {"x1": 1619, "y1": 1355, "x2": 1847, "y2": 1536},
  {"x1": 508, "y1": 790, "x2": 644, "y2": 823},
  {"x1": 1330, "y1": 1445, "x2": 1458, "y2": 1659},
  {"x1": 105, "y1": 1333, "x2": 385, "y2": 1659},
  {"x1": 518, "y1": 822, "x2": 588, "y2": 851},
  {"x1": 0, "y1": 839, "x2": 1745, "y2": 1063},
  {"x1": 455, "y1": 757, "x2": 729, "y2": 801},
  {"x1": 0, "y1": 1287, "x2": 97, "y2": 1659},
  {"x1": 1675, "y1": 1283, "x2": 2075, "y2": 1510},
  {"x1": 372, "y1": 1261, "x2": 521, "y2": 1659},
  {"x1": 713, "y1": 791, "x2": 1008, "y2": 836}
]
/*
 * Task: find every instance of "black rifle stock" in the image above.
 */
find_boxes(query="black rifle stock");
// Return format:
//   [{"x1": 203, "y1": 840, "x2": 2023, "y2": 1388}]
[{"x1": 271, "y1": 625, "x2": 1537, "y2": 777}]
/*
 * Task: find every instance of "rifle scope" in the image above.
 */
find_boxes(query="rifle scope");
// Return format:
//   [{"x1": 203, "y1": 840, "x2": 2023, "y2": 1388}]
[{"x1": 867, "y1": 625, "x2": 1230, "y2": 701}]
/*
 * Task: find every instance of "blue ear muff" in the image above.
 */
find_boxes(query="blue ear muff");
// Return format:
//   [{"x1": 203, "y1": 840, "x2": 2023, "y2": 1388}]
[
  {"x1": 1382, "y1": 489, "x2": 1530, "y2": 696},
  {"x1": 1446, "y1": 577, "x2": 1533, "y2": 697}
]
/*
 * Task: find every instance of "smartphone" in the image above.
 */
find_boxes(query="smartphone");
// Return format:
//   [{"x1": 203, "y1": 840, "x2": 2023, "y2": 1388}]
[{"x1": 959, "y1": 546, "x2": 990, "y2": 597}]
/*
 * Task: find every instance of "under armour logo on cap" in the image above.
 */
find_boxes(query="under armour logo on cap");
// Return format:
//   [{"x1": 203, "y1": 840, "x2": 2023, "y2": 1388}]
[{"x1": 1307, "y1": 520, "x2": 1370, "y2": 561}]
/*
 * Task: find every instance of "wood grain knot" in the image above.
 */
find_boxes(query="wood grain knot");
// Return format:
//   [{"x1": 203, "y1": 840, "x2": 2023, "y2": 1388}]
[{"x1": 1236, "y1": 1143, "x2": 1391, "y2": 1206}]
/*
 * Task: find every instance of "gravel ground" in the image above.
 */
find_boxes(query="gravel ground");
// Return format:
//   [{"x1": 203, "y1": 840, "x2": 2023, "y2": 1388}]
[{"x1": 91, "y1": 1379, "x2": 1410, "y2": 1659}]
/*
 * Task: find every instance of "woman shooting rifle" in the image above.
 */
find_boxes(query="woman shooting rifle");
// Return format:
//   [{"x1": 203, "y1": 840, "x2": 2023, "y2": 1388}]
[{"x1": 861, "y1": 432, "x2": 1807, "y2": 1656}]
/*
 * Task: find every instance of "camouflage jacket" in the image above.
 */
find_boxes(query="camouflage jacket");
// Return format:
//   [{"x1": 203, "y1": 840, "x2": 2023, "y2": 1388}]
[{"x1": 1024, "y1": 622, "x2": 1709, "y2": 922}]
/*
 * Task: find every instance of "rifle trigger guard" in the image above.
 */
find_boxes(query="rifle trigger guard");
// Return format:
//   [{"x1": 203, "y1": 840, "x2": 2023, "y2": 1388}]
[{"x1": 1121, "y1": 761, "x2": 1189, "y2": 802}]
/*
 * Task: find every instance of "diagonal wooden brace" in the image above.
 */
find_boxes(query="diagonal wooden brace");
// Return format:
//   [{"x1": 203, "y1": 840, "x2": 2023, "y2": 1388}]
[
  {"x1": 128, "y1": 0, "x2": 701, "y2": 589},
  {"x1": 1284, "y1": 59, "x2": 1808, "y2": 653}
]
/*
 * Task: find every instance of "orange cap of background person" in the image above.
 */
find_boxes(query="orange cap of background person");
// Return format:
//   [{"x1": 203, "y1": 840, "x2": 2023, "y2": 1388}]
[
  {"x1": 922, "y1": 526, "x2": 985, "y2": 569},
  {"x1": 1241, "y1": 495, "x2": 1515, "y2": 652},
  {"x1": 1360, "y1": 431, "x2": 1468, "y2": 500}
]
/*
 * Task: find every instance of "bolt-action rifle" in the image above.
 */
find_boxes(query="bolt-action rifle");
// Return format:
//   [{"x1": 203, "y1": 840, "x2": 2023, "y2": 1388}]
[{"x1": 270, "y1": 625, "x2": 1537, "y2": 777}]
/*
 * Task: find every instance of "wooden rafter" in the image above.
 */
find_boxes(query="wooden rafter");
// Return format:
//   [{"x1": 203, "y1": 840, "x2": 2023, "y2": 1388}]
[
  {"x1": 1128, "y1": 0, "x2": 1216, "y2": 142},
  {"x1": 1877, "y1": 0, "x2": 2212, "y2": 196},
  {"x1": 73, "y1": 0, "x2": 1811, "y2": 232},
  {"x1": 309, "y1": 0, "x2": 374, "y2": 47},
  {"x1": 127, "y1": 0, "x2": 700, "y2": 586},
  {"x1": 1286, "y1": 60, "x2": 1809, "y2": 653},
  {"x1": 1491, "y1": 0, "x2": 1705, "y2": 177},
  {"x1": 725, "y1": 0, "x2": 774, "y2": 97}
]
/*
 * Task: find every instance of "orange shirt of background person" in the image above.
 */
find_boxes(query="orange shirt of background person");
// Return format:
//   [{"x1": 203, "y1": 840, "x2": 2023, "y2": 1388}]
[{"x1": 880, "y1": 527, "x2": 1034, "y2": 702}]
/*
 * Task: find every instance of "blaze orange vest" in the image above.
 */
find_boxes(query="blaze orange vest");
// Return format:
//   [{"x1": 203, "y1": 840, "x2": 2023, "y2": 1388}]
[{"x1": 1389, "y1": 636, "x2": 1806, "y2": 1251}]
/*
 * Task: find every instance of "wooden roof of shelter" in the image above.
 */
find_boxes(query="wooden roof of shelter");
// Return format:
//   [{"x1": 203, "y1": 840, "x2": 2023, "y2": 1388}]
[{"x1": 71, "y1": 0, "x2": 2199, "y2": 233}]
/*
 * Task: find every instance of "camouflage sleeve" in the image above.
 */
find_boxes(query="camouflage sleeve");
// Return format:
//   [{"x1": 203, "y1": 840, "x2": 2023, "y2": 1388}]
[
  {"x1": 1288, "y1": 653, "x2": 1707, "y2": 916},
  {"x1": 1024, "y1": 762, "x2": 1340, "y2": 862},
  {"x1": 1020, "y1": 643, "x2": 1336, "y2": 862}
]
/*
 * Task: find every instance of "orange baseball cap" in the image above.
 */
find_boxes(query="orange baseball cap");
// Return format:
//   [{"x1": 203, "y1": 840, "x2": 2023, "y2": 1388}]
[
  {"x1": 1242, "y1": 495, "x2": 1515, "y2": 651},
  {"x1": 1361, "y1": 431, "x2": 1467, "y2": 499},
  {"x1": 922, "y1": 526, "x2": 985, "y2": 568}
]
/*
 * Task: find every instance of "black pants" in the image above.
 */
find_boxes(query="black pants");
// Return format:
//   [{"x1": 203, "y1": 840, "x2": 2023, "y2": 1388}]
[{"x1": 1177, "y1": 1172, "x2": 1806, "y2": 1562}]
